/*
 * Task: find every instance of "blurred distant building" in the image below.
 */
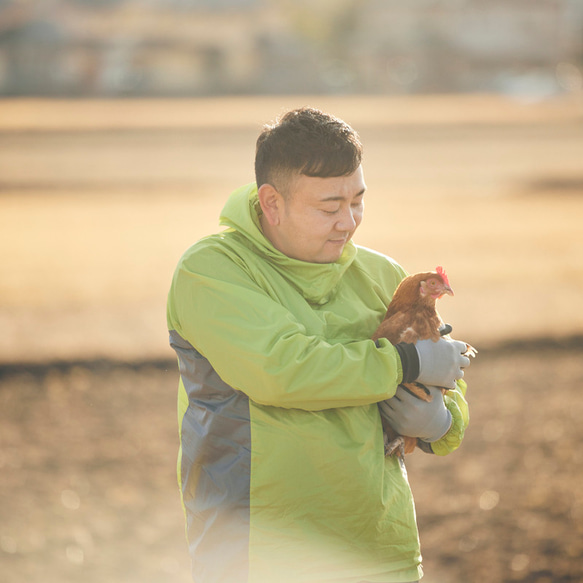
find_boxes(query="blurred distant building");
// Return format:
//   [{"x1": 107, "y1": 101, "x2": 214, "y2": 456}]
[
  {"x1": 0, "y1": 0, "x2": 581, "y2": 96},
  {"x1": 352, "y1": 0, "x2": 583, "y2": 95}
]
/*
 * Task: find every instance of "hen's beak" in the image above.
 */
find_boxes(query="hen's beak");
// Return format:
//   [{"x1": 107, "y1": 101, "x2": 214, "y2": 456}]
[{"x1": 443, "y1": 285, "x2": 454, "y2": 296}]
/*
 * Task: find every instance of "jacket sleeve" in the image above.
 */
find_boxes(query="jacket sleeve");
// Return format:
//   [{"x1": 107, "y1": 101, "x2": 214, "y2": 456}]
[
  {"x1": 428, "y1": 379, "x2": 469, "y2": 456},
  {"x1": 167, "y1": 247, "x2": 403, "y2": 411}
]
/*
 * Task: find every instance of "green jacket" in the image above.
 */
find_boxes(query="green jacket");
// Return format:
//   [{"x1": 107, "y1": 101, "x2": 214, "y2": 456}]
[{"x1": 167, "y1": 183, "x2": 467, "y2": 582}]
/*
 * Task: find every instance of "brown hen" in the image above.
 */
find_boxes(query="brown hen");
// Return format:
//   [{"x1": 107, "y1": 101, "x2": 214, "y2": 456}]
[{"x1": 373, "y1": 266, "x2": 475, "y2": 455}]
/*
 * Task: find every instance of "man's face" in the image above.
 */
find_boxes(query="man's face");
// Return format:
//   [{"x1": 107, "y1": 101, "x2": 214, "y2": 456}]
[{"x1": 266, "y1": 166, "x2": 366, "y2": 264}]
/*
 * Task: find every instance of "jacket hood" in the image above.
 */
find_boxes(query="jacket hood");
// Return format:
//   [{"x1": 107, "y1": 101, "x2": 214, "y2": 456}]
[{"x1": 219, "y1": 183, "x2": 357, "y2": 305}]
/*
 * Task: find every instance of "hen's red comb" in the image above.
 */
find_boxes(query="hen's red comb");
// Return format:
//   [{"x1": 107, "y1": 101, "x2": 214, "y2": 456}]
[{"x1": 436, "y1": 266, "x2": 450, "y2": 287}]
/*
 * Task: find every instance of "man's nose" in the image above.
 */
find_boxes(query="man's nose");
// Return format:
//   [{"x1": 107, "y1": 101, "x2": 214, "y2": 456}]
[{"x1": 336, "y1": 207, "x2": 357, "y2": 231}]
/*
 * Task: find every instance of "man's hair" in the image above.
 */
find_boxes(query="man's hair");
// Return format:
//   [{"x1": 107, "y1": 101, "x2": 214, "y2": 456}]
[{"x1": 255, "y1": 107, "x2": 362, "y2": 195}]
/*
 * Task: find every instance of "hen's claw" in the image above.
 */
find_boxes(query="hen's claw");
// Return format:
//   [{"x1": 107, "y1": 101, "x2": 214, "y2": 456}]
[{"x1": 464, "y1": 344, "x2": 478, "y2": 358}]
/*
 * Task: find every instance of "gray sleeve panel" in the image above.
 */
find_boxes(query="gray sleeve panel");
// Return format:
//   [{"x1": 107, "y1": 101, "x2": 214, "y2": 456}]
[{"x1": 170, "y1": 330, "x2": 251, "y2": 583}]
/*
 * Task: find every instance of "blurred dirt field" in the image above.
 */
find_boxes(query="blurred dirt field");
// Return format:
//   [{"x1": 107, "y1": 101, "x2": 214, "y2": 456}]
[
  {"x1": 1, "y1": 95, "x2": 583, "y2": 361},
  {"x1": 1, "y1": 95, "x2": 583, "y2": 582}
]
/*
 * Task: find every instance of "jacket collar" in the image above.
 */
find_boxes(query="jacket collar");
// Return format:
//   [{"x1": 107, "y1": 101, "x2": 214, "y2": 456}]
[{"x1": 219, "y1": 183, "x2": 357, "y2": 305}]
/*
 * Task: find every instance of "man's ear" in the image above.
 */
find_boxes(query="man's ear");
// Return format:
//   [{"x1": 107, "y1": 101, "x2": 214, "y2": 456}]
[{"x1": 257, "y1": 183, "x2": 282, "y2": 226}]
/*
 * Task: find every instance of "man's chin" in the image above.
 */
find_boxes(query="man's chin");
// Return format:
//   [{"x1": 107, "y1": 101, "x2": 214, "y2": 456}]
[{"x1": 316, "y1": 247, "x2": 345, "y2": 264}]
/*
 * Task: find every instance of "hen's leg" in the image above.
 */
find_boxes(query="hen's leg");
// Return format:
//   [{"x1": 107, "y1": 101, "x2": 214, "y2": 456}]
[
  {"x1": 384, "y1": 434, "x2": 417, "y2": 457},
  {"x1": 384, "y1": 434, "x2": 405, "y2": 457}
]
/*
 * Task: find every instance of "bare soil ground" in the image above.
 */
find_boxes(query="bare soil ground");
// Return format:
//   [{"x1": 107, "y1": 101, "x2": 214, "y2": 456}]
[
  {"x1": 1, "y1": 96, "x2": 582, "y2": 582},
  {"x1": 1, "y1": 348, "x2": 582, "y2": 583}
]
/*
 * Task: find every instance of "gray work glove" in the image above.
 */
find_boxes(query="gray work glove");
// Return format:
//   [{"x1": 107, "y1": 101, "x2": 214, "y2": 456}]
[
  {"x1": 415, "y1": 337, "x2": 470, "y2": 389},
  {"x1": 378, "y1": 385, "x2": 452, "y2": 442}
]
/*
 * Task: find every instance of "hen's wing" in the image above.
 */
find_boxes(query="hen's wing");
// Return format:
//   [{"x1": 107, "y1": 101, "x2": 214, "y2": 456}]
[{"x1": 372, "y1": 310, "x2": 417, "y2": 343}]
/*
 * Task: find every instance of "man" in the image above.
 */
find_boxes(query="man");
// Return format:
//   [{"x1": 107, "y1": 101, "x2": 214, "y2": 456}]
[{"x1": 167, "y1": 107, "x2": 472, "y2": 583}]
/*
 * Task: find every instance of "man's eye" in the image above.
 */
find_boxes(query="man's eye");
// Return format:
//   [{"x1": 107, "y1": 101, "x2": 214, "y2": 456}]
[{"x1": 323, "y1": 208, "x2": 339, "y2": 214}]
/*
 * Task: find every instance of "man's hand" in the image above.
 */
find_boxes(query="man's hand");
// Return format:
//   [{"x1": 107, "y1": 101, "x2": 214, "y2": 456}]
[
  {"x1": 378, "y1": 385, "x2": 452, "y2": 442},
  {"x1": 415, "y1": 337, "x2": 470, "y2": 389}
]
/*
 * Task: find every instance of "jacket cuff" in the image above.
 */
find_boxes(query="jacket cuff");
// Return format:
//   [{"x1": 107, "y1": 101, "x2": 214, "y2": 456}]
[
  {"x1": 416, "y1": 439, "x2": 435, "y2": 455},
  {"x1": 394, "y1": 342, "x2": 419, "y2": 383}
]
